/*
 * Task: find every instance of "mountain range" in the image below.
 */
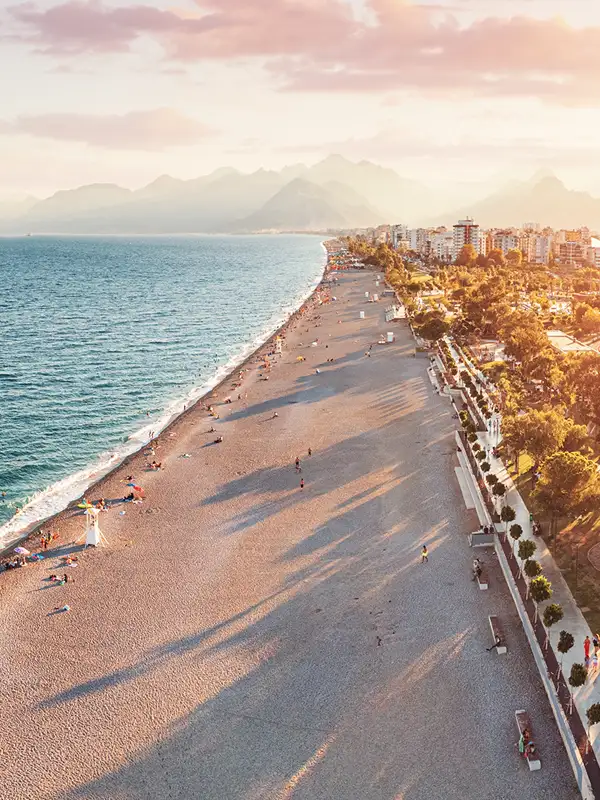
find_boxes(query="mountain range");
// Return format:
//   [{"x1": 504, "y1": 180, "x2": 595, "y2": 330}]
[
  {"x1": 0, "y1": 156, "x2": 433, "y2": 234},
  {"x1": 2, "y1": 156, "x2": 599, "y2": 234}
]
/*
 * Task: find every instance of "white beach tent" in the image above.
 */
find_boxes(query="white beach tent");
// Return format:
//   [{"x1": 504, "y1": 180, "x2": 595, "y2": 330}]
[{"x1": 77, "y1": 507, "x2": 108, "y2": 548}]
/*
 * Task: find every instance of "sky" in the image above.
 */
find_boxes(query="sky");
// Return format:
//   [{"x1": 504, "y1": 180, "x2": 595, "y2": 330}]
[{"x1": 2, "y1": 0, "x2": 600, "y2": 200}]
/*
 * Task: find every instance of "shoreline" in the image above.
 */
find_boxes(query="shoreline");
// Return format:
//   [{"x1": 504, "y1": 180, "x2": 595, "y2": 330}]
[{"x1": 0, "y1": 242, "x2": 333, "y2": 562}]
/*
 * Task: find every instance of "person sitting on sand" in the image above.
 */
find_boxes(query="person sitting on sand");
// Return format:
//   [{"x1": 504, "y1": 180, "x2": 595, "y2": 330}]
[{"x1": 214, "y1": 436, "x2": 223, "y2": 444}]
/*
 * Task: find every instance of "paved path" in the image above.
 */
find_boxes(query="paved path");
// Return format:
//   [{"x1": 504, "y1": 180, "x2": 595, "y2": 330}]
[
  {"x1": 476, "y1": 425, "x2": 600, "y2": 759},
  {"x1": 1, "y1": 273, "x2": 577, "y2": 800}
]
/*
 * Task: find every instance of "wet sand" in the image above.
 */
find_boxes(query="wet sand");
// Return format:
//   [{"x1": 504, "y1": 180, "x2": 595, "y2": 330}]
[{"x1": 0, "y1": 272, "x2": 577, "y2": 800}]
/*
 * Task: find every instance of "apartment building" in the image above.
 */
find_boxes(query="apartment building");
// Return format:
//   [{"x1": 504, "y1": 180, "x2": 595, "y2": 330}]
[
  {"x1": 391, "y1": 224, "x2": 409, "y2": 249},
  {"x1": 492, "y1": 230, "x2": 520, "y2": 255},
  {"x1": 431, "y1": 231, "x2": 454, "y2": 262},
  {"x1": 453, "y1": 218, "x2": 481, "y2": 260}
]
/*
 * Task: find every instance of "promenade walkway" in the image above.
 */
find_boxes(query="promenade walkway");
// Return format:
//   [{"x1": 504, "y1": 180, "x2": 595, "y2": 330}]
[{"x1": 479, "y1": 429, "x2": 600, "y2": 760}]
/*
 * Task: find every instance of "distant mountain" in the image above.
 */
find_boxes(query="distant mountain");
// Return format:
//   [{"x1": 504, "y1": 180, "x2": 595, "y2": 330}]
[
  {"x1": 304, "y1": 155, "x2": 434, "y2": 222},
  {"x1": 0, "y1": 195, "x2": 39, "y2": 220},
  {"x1": 235, "y1": 178, "x2": 384, "y2": 232},
  {"x1": 0, "y1": 155, "x2": 443, "y2": 233},
  {"x1": 22, "y1": 184, "x2": 133, "y2": 229},
  {"x1": 444, "y1": 175, "x2": 600, "y2": 229}
]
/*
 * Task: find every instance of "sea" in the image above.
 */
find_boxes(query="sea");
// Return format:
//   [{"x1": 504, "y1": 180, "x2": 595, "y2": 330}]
[{"x1": 0, "y1": 234, "x2": 325, "y2": 548}]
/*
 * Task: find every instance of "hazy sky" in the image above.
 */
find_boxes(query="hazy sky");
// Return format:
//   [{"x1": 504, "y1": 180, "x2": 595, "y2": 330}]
[{"x1": 3, "y1": 0, "x2": 600, "y2": 199}]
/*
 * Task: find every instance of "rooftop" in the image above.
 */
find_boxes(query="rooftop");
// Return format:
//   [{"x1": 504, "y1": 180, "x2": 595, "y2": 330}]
[{"x1": 546, "y1": 330, "x2": 594, "y2": 353}]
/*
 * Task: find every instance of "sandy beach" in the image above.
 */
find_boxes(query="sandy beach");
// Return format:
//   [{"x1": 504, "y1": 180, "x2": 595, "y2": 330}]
[{"x1": 1, "y1": 271, "x2": 578, "y2": 800}]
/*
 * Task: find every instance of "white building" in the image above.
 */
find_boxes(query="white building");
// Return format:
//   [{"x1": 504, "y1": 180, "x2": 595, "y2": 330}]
[
  {"x1": 431, "y1": 231, "x2": 454, "y2": 262},
  {"x1": 523, "y1": 222, "x2": 541, "y2": 232},
  {"x1": 409, "y1": 228, "x2": 431, "y2": 253},
  {"x1": 533, "y1": 235, "x2": 553, "y2": 265},
  {"x1": 492, "y1": 231, "x2": 520, "y2": 255},
  {"x1": 391, "y1": 224, "x2": 409, "y2": 249},
  {"x1": 453, "y1": 218, "x2": 481, "y2": 261},
  {"x1": 587, "y1": 237, "x2": 600, "y2": 267}
]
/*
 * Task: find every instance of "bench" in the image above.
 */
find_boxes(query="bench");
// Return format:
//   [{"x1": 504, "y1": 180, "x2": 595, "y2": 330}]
[
  {"x1": 477, "y1": 566, "x2": 489, "y2": 590},
  {"x1": 515, "y1": 710, "x2": 541, "y2": 771},
  {"x1": 488, "y1": 615, "x2": 507, "y2": 654},
  {"x1": 469, "y1": 530, "x2": 495, "y2": 548}
]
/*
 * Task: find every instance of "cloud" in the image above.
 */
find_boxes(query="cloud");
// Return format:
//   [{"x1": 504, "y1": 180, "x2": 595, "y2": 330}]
[
  {"x1": 7, "y1": 0, "x2": 600, "y2": 105},
  {"x1": 1, "y1": 108, "x2": 215, "y2": 150},
  {"x1": 284, "y1": 128, "x2": 600, "y2": 168}
]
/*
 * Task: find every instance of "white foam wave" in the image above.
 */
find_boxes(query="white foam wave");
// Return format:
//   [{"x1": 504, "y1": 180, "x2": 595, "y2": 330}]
[{"x1": 0, "y1": 255, "x2": 324, "y2": 551}]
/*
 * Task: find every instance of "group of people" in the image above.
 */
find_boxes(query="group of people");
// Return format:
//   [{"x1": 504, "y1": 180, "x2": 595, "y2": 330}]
[
  {"x1": 583, "y1": 634, "x2": 600, "y2": 670},
  {"x1": 518, "y1": 728, "x2": 536, "y2": 760},
  {"x1": 295, "y1": 450, "x2": 312, "y2": 489}
]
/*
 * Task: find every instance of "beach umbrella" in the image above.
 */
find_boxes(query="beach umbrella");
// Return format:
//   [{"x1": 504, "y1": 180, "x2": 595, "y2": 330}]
[{"x1": 14, "y1": 546, "x2": 29, "y2": 555}]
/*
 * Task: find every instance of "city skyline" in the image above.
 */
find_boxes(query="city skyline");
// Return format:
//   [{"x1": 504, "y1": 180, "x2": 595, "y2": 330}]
[{"x1": 3, "y1": 0, "x2": 600, "y2": 198}]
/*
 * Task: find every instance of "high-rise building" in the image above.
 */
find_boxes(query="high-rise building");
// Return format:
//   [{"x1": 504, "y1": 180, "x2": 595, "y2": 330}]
[{"x1": 453, "y1": 218, "x2": 481, "y2": 260}]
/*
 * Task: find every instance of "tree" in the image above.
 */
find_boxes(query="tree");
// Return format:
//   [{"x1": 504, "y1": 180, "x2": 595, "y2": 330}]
[
  {"x1": 501, "y1": 414, "x2": 530, "y2": 473},
  {"x1": 418, "y1": 314, "x2": 450, "y2": 343},
  {"x1": 533, "y1": 451, "x2": 599, "y2": 550},
  {"x1": 486, "y1": 473, "x2": 499, "y2": 487},
  {"x1": 564, "y1": 352, "x2": 600, "y2": 430},
  {"x1": 524, "y1": 559, "x2": 541, "y2": 578},
  {"x1": 586, "y1": 704, "x2": 600, "y2": 753},
  {"x1": 557, "y1": 630, "x2": 574, "y2": 677},
  {"x1": 509, "y1": 523, "x2": 522, "y2": 555},
  {"x1": 542, "y1": 603, "x2": 564, "y2": 650},
  {"x1": 504, "y1": 408, "x2": 570, "y2": 466},
  {"x1": 506, "y1": 248, "x2": 523, "y2": 266},
  {"x1": 501, "y1": 505, "x2": 516, "y2": 532},
  {"x1": 487, "y1": 248, "x2": 506, "y2": 267},
  {"x1": 502, "y1": 323, "x2": 552, "y2": 379},
  {"x1": 492, "y1": 482, "x2": 506, "y2": 502},
  {"x1": 569, "y1": 663, "x2": 588, "y2": 714},
  {"x1": 518, "y1": 539, "x2": 536, "y2": 562},
  {"x1": 580, "y1": 307, "x2": 600, "y2": 335},
  {"x1": 480, "y1": 461, "x2": 491, "y2": 473},
  {"x1": 530, "y1": 575, "x2": 552, "y2": 619},
  {"x1": 563, "y1": 422, "x2": 590, "y2": 454},
  {"x1": 456, "y1": 244, "x2": 477, "y2": 267}
]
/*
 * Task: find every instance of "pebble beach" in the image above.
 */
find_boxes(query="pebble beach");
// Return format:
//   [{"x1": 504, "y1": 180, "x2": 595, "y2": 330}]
[{"x1": 0, "y1": 270, "x2": 578, "y2": 800}]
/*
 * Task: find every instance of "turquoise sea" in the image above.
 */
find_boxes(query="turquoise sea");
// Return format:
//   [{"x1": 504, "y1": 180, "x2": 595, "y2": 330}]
[{"x1": 0, "y1": 234, "x2": 325, "y2": 546}]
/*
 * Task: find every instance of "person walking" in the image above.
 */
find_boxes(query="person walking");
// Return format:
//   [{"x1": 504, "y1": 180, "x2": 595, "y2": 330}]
[
  {"x1": 300, "y1": 478, "x2": 304, "y2": 490},
  {"x1": 295, "y1": 457, "x2": 301, "y2": 473},
  {"x1": 584, "y1": 635, "x2": 592, "y2": 666},
  {"x1": 421, "y1": 545, "x2": 428, "y2": 564},
  {"x1": 308, "y1": 447, "x2": 312, "y2": 456}
]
